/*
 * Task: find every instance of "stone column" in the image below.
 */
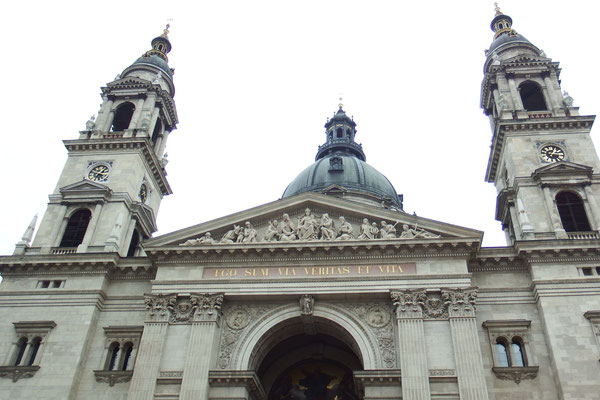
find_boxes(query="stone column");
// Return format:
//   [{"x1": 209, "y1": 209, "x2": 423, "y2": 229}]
[
  {"x1": 77, "y1": 203, "x2": 103, "y2": 253},
  {"x1": 543, "y1": 186, "x2": 568, "y2": 238},
  {"x1": 507, "y1": 77, "x2": 524, "y2": 110},
  {"x1": 444, "y1": 288, "x2": 488, "y2": 400},
  {"x1": 180, "y1": 293, "x2": 225, "y2": 400},
  {"x1": 127, "y1": 294, "x2": 175, "y2": 400},
  {"x1": 583, "y1": 186, "x2": 600, "y2": 231},
  {"x1": 390, "y1": 290, "x2": 431, "y2": 400}
]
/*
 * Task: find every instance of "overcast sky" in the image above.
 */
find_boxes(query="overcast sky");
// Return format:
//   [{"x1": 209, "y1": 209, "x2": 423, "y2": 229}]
[{"x1": 1, "y1": 1, "x2": 599, "y2": 255}]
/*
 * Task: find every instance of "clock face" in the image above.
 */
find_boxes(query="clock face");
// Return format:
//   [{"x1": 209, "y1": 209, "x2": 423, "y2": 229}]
[
  {"x1": 540, "y1": 145, "x2": 565, "y2": 163},
  {"x1": 139, "y1": 184, "x2": 148, "y2": 203},
  {"x1": 87, "y1": 164, "x2": 109, "y2": 182}
]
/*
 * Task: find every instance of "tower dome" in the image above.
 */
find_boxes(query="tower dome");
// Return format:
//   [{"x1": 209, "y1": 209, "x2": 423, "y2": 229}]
[{"x1": 282, "y1": 105, "x2": 403, "y2": 210}]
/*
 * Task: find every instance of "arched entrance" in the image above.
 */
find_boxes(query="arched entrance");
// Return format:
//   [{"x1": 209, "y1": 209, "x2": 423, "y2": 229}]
[{"x1": 241, "y1": 310, "x2": 365, "y2": 399}]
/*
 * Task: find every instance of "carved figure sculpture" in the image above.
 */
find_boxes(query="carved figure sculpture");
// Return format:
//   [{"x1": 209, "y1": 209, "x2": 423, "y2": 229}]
[
  {"x1": 563, "y1": 90, "x2": 574, "y2": 107},
  {"x1": 300, "y1": 294, "x2": 314, "y2": 315},
  {"x1": 319, "y1": 213, "x2": 335, "y2": 240},
  {"x1": 369, "y1": 222, "x2": 379, "y2": 239},
  {"x1": 221, "y1": 225, "x2": 242, "y2": 243},
  {"x1": 298, "y1": 208, "x2": 319, "y2": 240},
  {"x1": 242, "y1": 222, "x2": 258, "y2": 243},
  {"x1": 358, "y1": 218, "x2": 373, "y2": 240},
  {"x1": 197, "y1": 232, "x2": 216, "y2": 244},
  {"x1": 85, "y1": 115, "x2": 95, "y2": 131},
  {"x1": 279, "y1": 214, "x2": 297, "y2": 241},
  {"x1": 335, "y1": 216, "x2": 354, "y2": 240},
  {"x1": 263, "y1": 219, "x2": 280, "y2": 242},
  {"x1": 399, "y1": 224, "x2": 440, "y2": 239},
  {"x1": 379, "y1": 221, "x2": 398, "y2": 239}
]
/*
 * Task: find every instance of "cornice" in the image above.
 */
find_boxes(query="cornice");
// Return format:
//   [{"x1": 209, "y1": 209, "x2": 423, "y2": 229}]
[
  {"x1": 63, "y1": 138, "x2": 172, "y2": 195},
  {"x1": 147, "y1": 238, "x2": 481, "y2": 265}
]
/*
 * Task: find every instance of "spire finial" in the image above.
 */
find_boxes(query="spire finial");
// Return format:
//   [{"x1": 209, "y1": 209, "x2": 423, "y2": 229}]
[
  {"x1": 338, "y1": 96, "x2": 343, "y2": 110},
  {"x1": 494, "y1": 2, "x2": 502, "y2": 16},
  {"x1": 162, "y1": 19, "x2": 173, "y2": 39}
]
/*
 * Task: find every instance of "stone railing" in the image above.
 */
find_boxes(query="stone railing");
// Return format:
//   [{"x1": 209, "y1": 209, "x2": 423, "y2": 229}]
[
  {"x1": 51, "y1": 247, "x2": 77, "y2": 255},
  {"x1": 567, "y1": 231, "x2": 600, "y2": 240},
  {"x1": 528, "y1": 111, "x2": 552, "y2": 119}
]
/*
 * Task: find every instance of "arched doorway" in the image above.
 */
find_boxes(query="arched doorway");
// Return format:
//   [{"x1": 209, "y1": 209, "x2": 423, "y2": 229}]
[{"x1": 250, "y1": 315, "x2": 364, "y2": 399}]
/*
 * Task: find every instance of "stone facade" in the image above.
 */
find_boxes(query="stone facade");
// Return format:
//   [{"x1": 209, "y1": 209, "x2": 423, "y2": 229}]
[{"x1": 1, "y1": 9, "x2": 600, "y2": 400}]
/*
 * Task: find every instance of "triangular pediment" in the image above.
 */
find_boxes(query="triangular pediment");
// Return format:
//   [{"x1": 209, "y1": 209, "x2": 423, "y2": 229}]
[
  {"x1": 59, "y1": 180, "x2": 112, "y2": 203},
  {"x1": 145, "y1": 192, "x2": 482, "y2": 249},
  {"x1": 503, "y1": 54, "x2": 551, "y2": 65},
  {"x1": 533, "y1": 161, "x2": 592, "y2": 175},
  {"x1": 107, "y1": 76, "x2": 152, "y2": 88},
  {"x1": 532, "y1": 161, "x2": 594, "y2": 184}
]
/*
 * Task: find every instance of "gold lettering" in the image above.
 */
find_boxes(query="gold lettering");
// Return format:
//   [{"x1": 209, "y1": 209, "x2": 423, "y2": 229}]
[
  {"x1": 342, "y1": 266, "x2": 350, "y2": 274},
  {"x1": 244, "y1": 269, "x2": 252, "y2": 276},
  {"x1": 291, "y1": 268, "x2": 296, "y2": 275}
]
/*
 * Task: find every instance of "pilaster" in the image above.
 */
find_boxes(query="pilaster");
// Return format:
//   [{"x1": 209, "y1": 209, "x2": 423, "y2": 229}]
[
  {"x1": 179, "y1": 293, "x2": 224, "y2": 400},
  {"x1": 390, "y1": 290, "x2": 430, "y2": 400},
  {"x1": 444, "y1": 288, "x2": 488, "y2": 400},
  {"x1": 127, "y1": 294, "x2": 174, "y2": 400}
]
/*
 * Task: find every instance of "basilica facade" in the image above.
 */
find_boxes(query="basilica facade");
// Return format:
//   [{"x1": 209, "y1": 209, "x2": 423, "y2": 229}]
[{"x1": 1, "y1": 7, "x2": 599, "y2": 400}]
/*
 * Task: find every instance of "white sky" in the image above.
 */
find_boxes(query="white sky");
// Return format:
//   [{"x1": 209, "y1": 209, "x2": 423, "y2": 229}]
[{"x1": 1, "y1": 0, "x2": 599, "y2": 255}]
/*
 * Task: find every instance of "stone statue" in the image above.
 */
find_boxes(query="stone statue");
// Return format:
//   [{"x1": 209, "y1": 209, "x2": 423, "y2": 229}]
[
  {"x1": 399, "y1": 224, "x2": 440, "y2": 239},
  {"x1": 279, "y1": 213, "x2": 297, "y2": 241},
  {"x1": 85, "y1": 115, "x2": 96, "y2": 131},
  {"x1": 114, "y1": 73, "x2": 121, "y2": 81},
  {"x1": 358, "y1": 218, "x2": 374, "y2": 240},
  {"x1": 300, "y1": 294, "x2": 314, "y2": 315},
  {"x1": 198, "y1": 232, "x2": 216, "y2": 244},
  {"x1": 221, "y1": 225, "x2": 242, "y2": 243},
  {"x1": 161, "y1": 153, "x2": 169, "y2": 167},
  {"x1": 263, "y1": 219, "x2": 280, "y2": 242},
  {"x1": 319, "y1": 213, "x2": 335, "y2": 240},
  {"x1": 563, "y1": 90, "x2": 574, "y2": 107},
  {"x1": 152, "y1": 72, "x2": 161, "y2": 84},
  {"x1": 297, "y1": 208, "x2": 319, "y2": 240},
  {"x1": 241, "y1": 221, "x2": 258, "y2": 243},
  {"x1": 379, "y1": 221, "x2": 398, "y2": 239},
  {"x1": 335, "y1": 216, "x2": 354, "y2": 240},
  {"x1": 369, "y1": 222, "x2": 380, "y2": 239}
]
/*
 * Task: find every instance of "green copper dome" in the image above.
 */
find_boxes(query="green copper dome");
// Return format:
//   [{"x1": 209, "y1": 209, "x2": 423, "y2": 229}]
[{"x1": 282, "y1": 106, "x2": 403, "y2": 210}]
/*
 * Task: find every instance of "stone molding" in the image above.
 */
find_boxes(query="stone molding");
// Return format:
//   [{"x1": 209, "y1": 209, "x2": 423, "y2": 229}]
[
  {"x1": 208, "y1": 370, "x2": 266, "y2": 400},
  {"x1": 491, "y1": 366, "x2": 539, "y2": 384},
  {"x1": 0, "y1": 366, "x2": 40, "y2": 382},
  {"x1": 144, "y1": 293, "x2": 224, "y2": 323},
  {"x1": 93, "y1": 370, "x2": 133, "y2": 386},
  {"x1": 353, "y1": 369, "x2": 402, "y2": 397}
]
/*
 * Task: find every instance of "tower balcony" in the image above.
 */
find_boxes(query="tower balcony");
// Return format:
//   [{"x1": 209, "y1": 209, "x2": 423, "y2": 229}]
[{"x1": 316, "y1": 139, "x2": 366, "y2": 161}]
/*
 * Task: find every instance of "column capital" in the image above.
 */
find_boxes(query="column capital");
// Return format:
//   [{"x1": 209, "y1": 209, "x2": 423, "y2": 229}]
[
  {"x1": 390, "y1": 289, "x2": 426, "y2": 319},
  {"x1": 144, "y1": 293, "x2": 176, "y2": 322},
  {"x1": 191, "y1": 293, "x2": 224, "y2": 323},
  {"x1": 442, "y1": 287, "x2": 478, "y2": 318}
]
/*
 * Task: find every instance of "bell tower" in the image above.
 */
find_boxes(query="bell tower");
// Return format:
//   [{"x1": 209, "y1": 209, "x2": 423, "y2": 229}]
[
  {"x1": 22, "y1": 26, "x2": 179, "y2": 256},
  {"x1": 481, "y1": 6, "x2": 599, "y2": 244}
]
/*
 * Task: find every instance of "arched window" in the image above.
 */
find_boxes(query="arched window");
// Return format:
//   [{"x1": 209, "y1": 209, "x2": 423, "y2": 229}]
[
  {"x1": 121, "y1": 342, "x2": 134, "y2": 370},
  {"x1": 151, "y1": 118, "x2": 162, "y2": 144},
  {"x1": 519, "y1": 81, "x2": 546, "y2": 111},
  {"x1": 495, "y1": 338, "x2": 509, "y2": 367},
  {"x1": 13, "y1": 337, "x2": 28, "y2": 366},
  {"x1": 556, "y1": 191, "x2": 591, "y2": 232},
  {"x1": 59, "y1": 209, "x2": 91, "y2": 247},
  {"x1": 107, "y1": 342, "x2": 120, "y2": 371},
  {"x1": 127, "y1": 230, "x2": 140, "y2": 257},
  {"x1": 26, "y1": 337, "x2": 41, "y2": 366},
  {"x1": 511, "y1": 338, "x2": 526, "y2": 367},
  {"x1": 336, "y1": 128, "x2": 343, "y2": 138},
  {"x1": 111, "y1": 102, "x2": 135, "y2": 132}
]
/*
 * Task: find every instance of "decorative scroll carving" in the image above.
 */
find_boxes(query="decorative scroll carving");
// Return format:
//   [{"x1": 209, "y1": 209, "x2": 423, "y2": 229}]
[
  {"x1": 300, "y1": 295, "x2": 314, "y2": 316},
  {"x1": 0, "y1": 366, "x2": 40, "y2": 382},
  {"x1": 144, "y1": 293, "x2": 176, "y2": 322},
  {"x1": 217, "y1": 304, "x2": 279, "y2": 369},
  {"x1": 492, "y1": 366, "x2": 539, "y2": 384},
  {"x1": 442, "y1": 287, "x2": 478, "y2": 318},
  {"x1": 422, "y1": 292, "x2": 448, "y2": 320},
  {"x1": 93, "y1": 370, "x2": 133, "y2": 386},
  {"x1": 344, "y1": 303, "x2": 396, "y2": 368}
]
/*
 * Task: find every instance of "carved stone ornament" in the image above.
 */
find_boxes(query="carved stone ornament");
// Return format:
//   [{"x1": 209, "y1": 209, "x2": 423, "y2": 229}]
[
  {"x1": 442, "y1": 287, "x2": 478, "y2": 318},
  {"x1": 144, "y1": 293, "x2": 176, "y2": 322},
  {"x1": 343, "y1": 303, "x2": 396, "y2": 368},
  {"x1": 422, "y1": 292, "x2": 448, "y2": 320},
  {"x1": 93, "y1": 370, "x2": 133, "y2": 386},
  {"x1": 366, "y1": 306, "x2": 391, "y2": 328},
  {"x1": 168, "y1": 296, "x2": 199, "y2": 324},
  {"x1": 194, "y1": 293, "x2": 224, "y2": 322},
  {"x1": 179, "y1": 209, "x2": 443, "y2": 245},
  {"x1": 492, "y1": 366, "x2": 539, "y2": 384},
  {"x1": 390, "y1": 289, "x2": 427, "y2": 319},
  {"x1": 0, "y1": 366, "x2": 40, "y2": 382},
  {"x1": 300, "y1": 294, "x2": 314, "y2": 316},
  {"x1": 226, "y1": 307, "x2": 250, "y2": 330}
]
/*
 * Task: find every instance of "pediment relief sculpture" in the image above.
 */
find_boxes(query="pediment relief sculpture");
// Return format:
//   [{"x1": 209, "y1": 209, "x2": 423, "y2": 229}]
[{"x1": 179, "y1": 208, "x2": 441, "y2": 246}]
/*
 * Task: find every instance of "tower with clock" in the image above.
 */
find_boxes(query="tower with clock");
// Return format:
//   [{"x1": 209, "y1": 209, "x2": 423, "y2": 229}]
[
  {"x1": 481, "y1": 6, "x2": 599, "y2": 243},
  {"x1": 23, "y1": 26, "x2": 178, "y2": 257}
]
